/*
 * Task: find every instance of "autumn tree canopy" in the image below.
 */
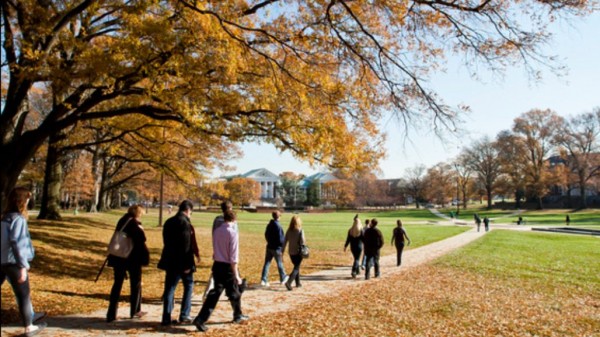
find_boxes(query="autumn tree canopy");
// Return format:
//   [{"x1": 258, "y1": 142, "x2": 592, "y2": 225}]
[{"x1": 1, "y1": 0, "x2": 595, "y2": 210}]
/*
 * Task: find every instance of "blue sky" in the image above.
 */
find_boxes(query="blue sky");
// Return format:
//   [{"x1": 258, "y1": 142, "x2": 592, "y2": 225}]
[{"x1": 217, "y1": 11, "x2": 600, "y2": 179}]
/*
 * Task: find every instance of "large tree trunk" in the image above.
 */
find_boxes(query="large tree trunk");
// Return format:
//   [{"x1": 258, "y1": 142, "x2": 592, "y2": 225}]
[
  {"x1": 38, "y1": 133, "x2": 64, "y2": 220},
  {"x1": 486, "y1": 187, "x2": 493, "y2": 209}
]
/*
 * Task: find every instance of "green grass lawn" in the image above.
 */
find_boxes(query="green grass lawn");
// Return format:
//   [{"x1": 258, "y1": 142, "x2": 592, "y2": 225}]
[
  {"x1": 440, "y1": 206, "x2": 600, "y2": 227},
  {"x1": 434, "y1": 230, "x2": 600, "y2": 292}
]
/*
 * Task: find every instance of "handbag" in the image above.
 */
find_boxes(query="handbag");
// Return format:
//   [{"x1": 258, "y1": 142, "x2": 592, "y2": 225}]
[
  {"x1": 107, "y1": 218, "x2": 133, "y2": 258},
  {"x1": 298, "y1": 229, "x2": 309, "y2": 258}
]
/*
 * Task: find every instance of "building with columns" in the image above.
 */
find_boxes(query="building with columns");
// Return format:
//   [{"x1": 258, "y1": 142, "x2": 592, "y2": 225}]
[{"x1": 240, "y1": 168, "x2": 281, "y2": 203}]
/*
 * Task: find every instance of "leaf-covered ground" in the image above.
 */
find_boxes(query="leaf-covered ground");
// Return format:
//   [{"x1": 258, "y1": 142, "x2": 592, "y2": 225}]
[{"x1": 194, "y1": 265, "x2": 599, "y2": 337}]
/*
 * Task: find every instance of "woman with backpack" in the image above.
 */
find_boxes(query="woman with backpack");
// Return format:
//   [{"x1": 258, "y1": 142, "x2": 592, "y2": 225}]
[{"x1": 106, "y1": 204, "x2": 150, "y2": 322}]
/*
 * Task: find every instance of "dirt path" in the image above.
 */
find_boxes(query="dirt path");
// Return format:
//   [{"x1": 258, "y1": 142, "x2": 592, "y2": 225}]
[{"x1": 2, "y1": 226, "x2": 494, "y2": 337}]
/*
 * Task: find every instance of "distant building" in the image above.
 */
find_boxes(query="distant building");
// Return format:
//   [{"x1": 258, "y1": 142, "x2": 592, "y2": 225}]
[
  {"x1": 299, "y1": 172, "x2": 338, "y2": 201},
  {"x1": 239, "y1": 168, "x2": 281, "y2": 203}
]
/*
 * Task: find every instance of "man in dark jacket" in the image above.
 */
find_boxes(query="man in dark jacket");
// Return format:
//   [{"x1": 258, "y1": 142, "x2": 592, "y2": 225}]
[
  {"x1": 363, "y1": 218, "x2": 384, "y2": 280},
  {"x1": 158, "y1": 200, "x2": 199, "y2": 325},
  {"x1": 259, "y1": 210, "x2": 288, "y2": 286}
]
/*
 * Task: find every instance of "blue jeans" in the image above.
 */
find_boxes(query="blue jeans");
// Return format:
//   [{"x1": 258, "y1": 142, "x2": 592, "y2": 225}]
[
  {"x1": 365, "y1": 251, "x2": 380, "y2": 280},
  {"x1": 260, "y1": 248, "x2": 286, "y2": 283},
  {"x1": 161, "y1": 270, "x2": 194, "y2": 323},
  {"x1": 1, "y1": 264, "x2": 34, "y2": 327},
  {"x1": 350, "y1": 246, "x2": 363, "y2": 276}
]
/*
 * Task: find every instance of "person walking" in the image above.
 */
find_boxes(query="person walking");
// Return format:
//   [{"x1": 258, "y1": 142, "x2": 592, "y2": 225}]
[
  {"x1": 203, "y1": 200, "x2": 235, "y2": 300},
  {"x1": 106, "y1": 204, "x2": 150, "y2": 322},
  {"x1": 483, "y1": 217, "x2": 490, "y2": 232},
  {"x1": 566, "y1": 215, "x2": 570, "y2": 226},
  {"x1": 360, "y1": 219, "x2": 371, "y2": 270},
  {"x1": 260, "y1": 210, "x2": 288, "y2": 287},
  {"x1": 193, "y1": 210, "x2": 248, "y2": 332},
  {"x1": 363, "y1": 218, "x2": 384, "y2": 279},
  {"x1": 391, "y1": 220, "x2": 411, "y2": 267},
  {"x1": 157, "y1": 200, "x2": 199, "y2": 326},
  {"x1": 283, "y1": 215, "x2": 306, "y2": 290},
  {"x1": 1, "y1": 187, "x2": 47, "y2": 336},
  {"x1": 474, "y1": 213, "x2": 482, "y2": 232},
  {"x1": 344, "y1": 214, "x2": 363, "y2": 278}
]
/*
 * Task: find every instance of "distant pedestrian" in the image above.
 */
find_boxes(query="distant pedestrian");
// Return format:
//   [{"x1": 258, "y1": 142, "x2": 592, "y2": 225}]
[
  {"x1": 1, "y1": 187, "x2": 47, "y2": 336},
  {"x1": 566, "y1": 215, "x2": 570, "y2": 226},
  {"x1": 363, "y1": 218, "x2": 384, "y2": 279},
  {"x1": 474, "y1": 213, "x2": 482, "y2": 232},
  {"x1": 260, "y1": 211, "x2": 288, "y2": 287},
  {"x1": 344, "y1": 214, "x2": 364, "y2": 278},
  {"x1": 391, "y1": 220, "x2": 411, "y2": 267},
  {"x1": 483, "y1": 217, "x2": 490, "y2": 232},
  {"x1": 283, "y1": 215, "x2": 306, "y2": 290}
]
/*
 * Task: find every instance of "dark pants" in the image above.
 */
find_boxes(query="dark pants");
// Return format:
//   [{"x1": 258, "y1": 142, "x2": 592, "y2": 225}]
[
  {"x1": 107, "y1": 264, "x2": 142, "y2": 320},
  {"x1": 162, "y1": 270, "x2": 194, "y2": 323},
  {"x1": 1, "y1": 264, "x2": 34, "y2": 327},
  {"x1": 195, "y1": 262, "x2": 242, "y2": 323},
  {"x1": 365, "y1": 251, "x2": 380, "y2": 279},
  {"x1": 350, "y1": 246, "x2": 363, "y2": 276},
  {"x1": 395, "y1": 243, "x2": 405, "y2": 266},
  {"x1": 287, "y1": 254, "x2": 303, "y2": 286}
]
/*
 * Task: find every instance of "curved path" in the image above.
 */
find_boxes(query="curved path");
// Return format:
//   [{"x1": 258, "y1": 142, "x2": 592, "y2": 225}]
[{"x1": 2, "y1": 226, "x2": 491, "y2": 337}]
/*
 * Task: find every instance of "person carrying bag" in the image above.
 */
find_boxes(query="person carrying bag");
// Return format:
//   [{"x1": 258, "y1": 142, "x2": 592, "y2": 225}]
[{"x1": 104, "y1": 205, "x2": 150, "y2": 322}]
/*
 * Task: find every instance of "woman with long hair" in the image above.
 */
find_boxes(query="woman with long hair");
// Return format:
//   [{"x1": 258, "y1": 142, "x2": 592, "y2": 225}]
[
  {"x1": 1, "y1": 187, "x2": 47, "y2": 336},
  {"x1": 282, "y1": 215, "x2": 306, "y2": 291},
  {"x1": 106, "y1": 204, "x2": 150, "y2": 322},
  {"x1": 344, "y1": 214, "x2": 364, "y2": 278}
]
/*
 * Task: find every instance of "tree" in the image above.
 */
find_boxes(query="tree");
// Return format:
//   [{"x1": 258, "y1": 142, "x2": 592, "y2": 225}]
[
  {"x1": 453, "y1": 154, "x2": 473, "y2": 211},
  {"x1": 2, "y1": 1, "x2": 595, "y2": 211},
  {"x1": 495, "y1": 130, "x2": 528, "y2": 208},
  {"x1": 305, "y1": 179, "x2": 322, "y2": 207},
  {"x1": 553, "y1": 109, "x2": 600, "y2": 208},
  {"x1": 225, "y1": 177, "x2": 260, "y2": 207},
  {"x1": 404, "y1": 165, "x2": 427, "y2": 208},
  {"x1": 464, "y1": 137, "x2": 502, "y2": 209},
  {"x1": 423, "y1": 163, "x2": 453, "y2": 207},
  {"x1": 322, "y1": 180, "x2": 355, "y2": 208},
  {"x1": 277, "y1": 172, "x2": 305, "y2": 207},
  {"x1": 512, "y1": 109, "x2": 563, "y2": 209}
]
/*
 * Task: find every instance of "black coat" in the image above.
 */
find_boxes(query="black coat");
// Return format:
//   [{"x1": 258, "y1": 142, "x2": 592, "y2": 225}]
[
  {"x1": 157, "y1": 212, "x2": 196, "y2": 273},
  {"x1": 363, "y1": 227, "x2": 384, "y2": 255},
  {"x1": 108, "y1": 214, "x2": 150, "y2": 268}
]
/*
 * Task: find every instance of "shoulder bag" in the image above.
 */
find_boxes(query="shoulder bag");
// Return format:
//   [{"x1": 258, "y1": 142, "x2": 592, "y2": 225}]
[{"x1": 107, "y1": 218, "x2": 133, "y2": 258}]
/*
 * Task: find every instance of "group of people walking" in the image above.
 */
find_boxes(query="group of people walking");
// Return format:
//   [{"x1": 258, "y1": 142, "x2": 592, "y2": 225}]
[
  {"x1": 473, "y1": 213, "x2": 490, "y2": 232},
  {"x1": 344, "y1": 215, "x2": 411, "y2": 280},
  {"x1": 259, "y1": 210, "x2": 306, "y2": 290},
  {"x1": 1, "y1": 189, "x2": 411, "y2": 336},
  {"x1": 107, "y1": 200, "x2": 308, "y2": 333}
]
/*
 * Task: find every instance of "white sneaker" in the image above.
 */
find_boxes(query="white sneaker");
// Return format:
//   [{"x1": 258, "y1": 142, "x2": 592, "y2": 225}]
[
  {"x1": 260, "y1": 281, "x2": 270, "y2": 287},
  {"x1": 281, "y1": 275, "x2": 289, "y2": 285}
]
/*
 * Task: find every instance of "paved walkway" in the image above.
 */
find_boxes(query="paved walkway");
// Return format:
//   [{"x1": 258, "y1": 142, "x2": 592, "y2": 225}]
[{"x1": 2, "y1": 220, "x2": 501, "y2": 337}]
